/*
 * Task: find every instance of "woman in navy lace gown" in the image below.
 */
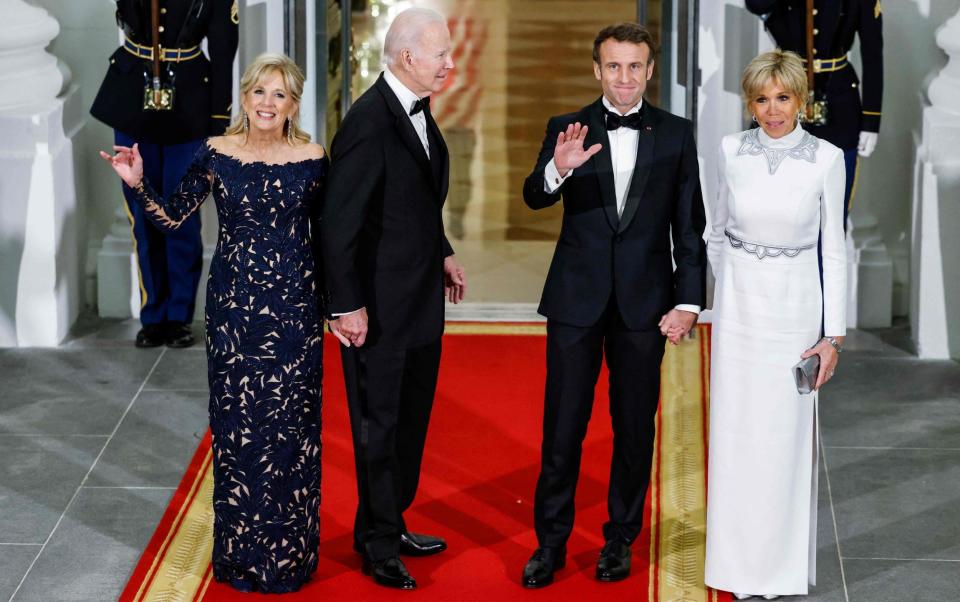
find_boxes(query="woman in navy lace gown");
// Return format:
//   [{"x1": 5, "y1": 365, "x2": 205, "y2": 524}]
[{"x1": 102, "y1": 54, "x2": 328, "y2": 593}]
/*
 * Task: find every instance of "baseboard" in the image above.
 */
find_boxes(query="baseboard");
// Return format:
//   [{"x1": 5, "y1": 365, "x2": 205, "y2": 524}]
[{"x1": 445, "y1": 302, "x2": 544, "y2": 322}]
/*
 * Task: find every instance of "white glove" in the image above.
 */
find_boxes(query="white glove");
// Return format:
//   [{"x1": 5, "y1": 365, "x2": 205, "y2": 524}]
[{"x1": 858, "y1": 131, "x2": 878, "y2": 158}]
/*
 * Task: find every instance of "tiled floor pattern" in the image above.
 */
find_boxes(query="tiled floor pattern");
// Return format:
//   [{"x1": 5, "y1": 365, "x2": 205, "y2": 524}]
[{"x1": 1, "y1": 319, "x2": 959, "y2": 600}]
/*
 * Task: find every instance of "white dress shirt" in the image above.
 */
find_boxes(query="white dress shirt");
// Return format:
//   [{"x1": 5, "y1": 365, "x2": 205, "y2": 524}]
[
  {"x1": 383, "y1": 67, "x2": 430, "y2": 158},
  {"x1": 542, "y1": 97, "x2": 701, "y2": 316}
]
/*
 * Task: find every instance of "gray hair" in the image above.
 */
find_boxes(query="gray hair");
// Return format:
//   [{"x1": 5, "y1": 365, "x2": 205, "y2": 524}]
[{"x1": 383, "y1": 7, "x2": 446, "y2": 66}]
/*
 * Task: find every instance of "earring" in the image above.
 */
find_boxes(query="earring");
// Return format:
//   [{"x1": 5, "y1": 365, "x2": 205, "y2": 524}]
[
  {"x1": 243, "y1": 112, "x2": 249, "y2": 133},
  {"x1": 751, "y1": 114, "x2": 757, "y2": 123},
  {"x1": 286, "y1": 118, "x2": 294, "y2": 144}
]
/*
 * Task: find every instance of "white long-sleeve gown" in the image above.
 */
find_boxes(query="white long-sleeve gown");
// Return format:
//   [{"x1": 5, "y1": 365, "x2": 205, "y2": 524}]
[{"x1": 704, "y1": 125, "x2": 846, "y2": 596}]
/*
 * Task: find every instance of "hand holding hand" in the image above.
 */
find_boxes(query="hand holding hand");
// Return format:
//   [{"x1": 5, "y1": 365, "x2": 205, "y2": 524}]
[
  {"x1": 326, "y1": 318, "x2": 351, "y2": 346},
  {"x1": 99, "y1": 144, "x2": 144, "y2": 188},
  {"x1": 444, "y1": 255, "x2": 467, "y2": 304},
  {"x1": 800, "y1": 337, "x2": 842, "y2": 390},
  {"x1": 658, "y1": 309, "x2": 698, "y2": 345},
  {"x1": 330, "y1": 307, "x2": 368, "y2": 347},
  {"x1": 553, "y1": 122, "x2": 602, "y2": 175}
]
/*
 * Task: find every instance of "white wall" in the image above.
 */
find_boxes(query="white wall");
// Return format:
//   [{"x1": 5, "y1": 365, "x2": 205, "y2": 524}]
[
  {"x1": 696, "y1": 0, "x2": 763, "y2": 217},
  {"x1": 850, "y1": 0, "x2": 960, "y2": 316}
]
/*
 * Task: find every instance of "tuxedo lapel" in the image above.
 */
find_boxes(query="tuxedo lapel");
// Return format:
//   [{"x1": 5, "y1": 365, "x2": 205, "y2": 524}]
[
  {"x1": 617, "y1": 102, "x2": 657, "y2": 233},
  {"x1": 425, "y1": 111, "x2": 449, "y2": 200},
  {"x1": 586, "y1": 99, "x2": 619, "y2": 232},
  {"x1": 375, "y1": 75, "x2": 434, "y2": 183}
]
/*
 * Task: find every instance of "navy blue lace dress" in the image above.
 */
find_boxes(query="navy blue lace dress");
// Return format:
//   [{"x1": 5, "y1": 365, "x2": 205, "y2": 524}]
[{"x1": 129, "y1": 140, "x2": 327, "y2": 593}]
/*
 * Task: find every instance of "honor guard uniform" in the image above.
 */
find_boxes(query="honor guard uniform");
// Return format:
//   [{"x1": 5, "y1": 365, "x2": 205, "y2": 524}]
[
  {"x1": 746, "y1": 0, "x2": 883, "y2": 225},
  {"x1": 91, "y1": 0, "x2": 239, "y2": 348}
]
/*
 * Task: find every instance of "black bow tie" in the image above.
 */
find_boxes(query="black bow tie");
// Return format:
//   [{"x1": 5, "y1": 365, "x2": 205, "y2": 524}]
[
  {"x1": 410, "y1": 97, "x2": 430, "y2": 116},
  {"x1": 605, "y1": 111, "x2": 642, "y2": 131}
]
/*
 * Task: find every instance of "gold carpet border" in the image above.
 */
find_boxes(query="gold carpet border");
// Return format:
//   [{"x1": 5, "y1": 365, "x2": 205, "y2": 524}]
[
  {"x1": 652, "y1": 327, "x2": 714, "y2": 602},
  {"x1": 445, "y1": 321, "x2": 547, "y2": 335},
  {"x1": 139, "y1": 454, "x2": 215, "y2": 602}
]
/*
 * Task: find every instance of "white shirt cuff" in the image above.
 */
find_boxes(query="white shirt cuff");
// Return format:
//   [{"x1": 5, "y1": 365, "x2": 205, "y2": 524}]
[
  {"x1": 675, "y1": 304, "x2": 701, "y2": 315},
  {"x1": 544, "y1": 159, "x2": 571, "y2": 193},
  {"x1": 331, "y1": 308, "x2": 362, "y2": 317}
]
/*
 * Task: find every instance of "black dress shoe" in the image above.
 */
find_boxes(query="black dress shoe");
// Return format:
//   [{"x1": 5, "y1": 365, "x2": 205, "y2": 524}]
[
  {"x1": 361, "y1": 556, "x2": 416, "y2": 590},
  {"x1": 165, "y1": 322, "x2": 195, "y2": 348},
  {"x1": 522, "y1": 547, "x2": 566, "y2": 588},
  {"x1": 596, "y1": 540, "x2": 631, "y2": 582},
  {"x1": 135, "y1": 324, "x2": 166, "y2": 348},
  {"x1": 399, "y1": 531, "x2": 447, "y2": 556}
]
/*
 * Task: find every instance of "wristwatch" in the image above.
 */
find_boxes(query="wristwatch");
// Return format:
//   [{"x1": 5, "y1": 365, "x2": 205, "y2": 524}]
[{"x1": 823, "y1": 336, "x2": 843, "y2": 353}]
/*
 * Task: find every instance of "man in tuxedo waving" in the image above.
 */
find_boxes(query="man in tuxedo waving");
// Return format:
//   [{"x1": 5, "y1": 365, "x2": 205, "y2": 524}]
[
  {"x1": 322, "y1": 7, "x2": 466, "y2": 591},
  {"x1": 521, "y1": 23, "x2": 706, "y2": 588}
]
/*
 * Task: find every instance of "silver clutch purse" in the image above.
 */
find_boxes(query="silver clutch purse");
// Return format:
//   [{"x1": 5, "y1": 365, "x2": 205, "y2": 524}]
[{"x1": 793, "y1": 355, "x2": 820, "y2": 394}]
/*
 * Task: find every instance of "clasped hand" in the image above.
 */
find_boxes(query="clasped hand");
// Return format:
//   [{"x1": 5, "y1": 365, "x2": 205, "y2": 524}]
[
  {"x1": 328, "y1": 308, "x2": 368, "y2": 348},
  {"x1": 328, "y1": 256, "x2": 467, "y2": 348},
  {"x1": 659, "y1": 309, "x2": 697, "y2": 345}
]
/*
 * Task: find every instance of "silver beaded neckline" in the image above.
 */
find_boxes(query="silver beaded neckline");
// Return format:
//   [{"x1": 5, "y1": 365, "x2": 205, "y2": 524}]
[{"x1": 737, "y1": 128, "x2": 819, "y2": 175}]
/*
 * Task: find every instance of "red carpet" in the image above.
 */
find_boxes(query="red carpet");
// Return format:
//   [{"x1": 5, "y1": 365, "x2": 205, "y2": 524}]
[{"x1": 120, "y1": 324, "x2": 725, "y2": 601}]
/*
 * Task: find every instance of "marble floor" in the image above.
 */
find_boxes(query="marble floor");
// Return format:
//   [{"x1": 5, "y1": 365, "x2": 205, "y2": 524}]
[{"x1": 1, "y1": 317, "x2": 958, "y2": 601}]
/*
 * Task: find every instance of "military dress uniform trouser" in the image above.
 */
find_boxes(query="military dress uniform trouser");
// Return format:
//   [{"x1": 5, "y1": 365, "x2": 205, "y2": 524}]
[{"x1": 116, "y1": 130, "x2": 203, "y2": 327}]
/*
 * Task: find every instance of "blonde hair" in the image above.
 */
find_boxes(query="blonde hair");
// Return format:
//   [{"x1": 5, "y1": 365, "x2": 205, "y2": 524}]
[
  {"x1": 741, "y1": 50, "x2": 808, "y2": 113},
  {"x1": 225, "y1": 53, "x2": 311, "y2": 145}
]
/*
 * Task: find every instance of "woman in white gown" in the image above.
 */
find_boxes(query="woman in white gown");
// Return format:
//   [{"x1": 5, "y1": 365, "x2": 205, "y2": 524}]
[{"x1": 704, "y1": 50, "x2": 846, "y2": 599}]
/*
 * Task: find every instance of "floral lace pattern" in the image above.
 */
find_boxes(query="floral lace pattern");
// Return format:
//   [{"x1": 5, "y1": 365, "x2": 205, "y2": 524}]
[{"x1": 131, "y1": 141, "x2": 328, "y2": 593}]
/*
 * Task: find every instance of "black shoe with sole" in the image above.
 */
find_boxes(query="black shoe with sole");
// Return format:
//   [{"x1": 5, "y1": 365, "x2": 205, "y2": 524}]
[
  {"x1": 399, "y1": 531, "x2": 447, "y2": 556},
  {"x1": 361, "y1": 556, "x2": 416, "y2": 590},
  {"x1": 135, "y1": 324, "x2": 166, "y2": 348},
  {"x1": 522, "y1": 546, "x2": 566, "y2": 588},
  {"x1": 165, "y1": 322, "x2": 195, "y2": 348},
  {"x1": 596, "y1": 539, "x2": 631, "y2": 582}
]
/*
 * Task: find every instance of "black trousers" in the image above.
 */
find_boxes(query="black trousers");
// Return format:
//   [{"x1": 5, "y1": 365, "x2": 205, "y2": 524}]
[
  {"x1": 534, "y1": 298, "x2": 666, "y2": 549},
  {"x1": 340, "y1": 338, "x2": 442, "y2": 561}
]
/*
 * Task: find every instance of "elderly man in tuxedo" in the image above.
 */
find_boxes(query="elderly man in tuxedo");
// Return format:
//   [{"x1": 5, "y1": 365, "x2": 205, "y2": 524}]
[
  {"x1": 521, "y1": 22, "x2": 707, "y2": 588},
  {"x1": 322, "y1": 7, "x2": 467, "y2": 591}
]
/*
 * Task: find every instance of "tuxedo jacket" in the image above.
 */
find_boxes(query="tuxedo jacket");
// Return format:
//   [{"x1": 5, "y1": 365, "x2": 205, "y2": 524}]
[
  {"x1": 90, "y1": 0, "x2": 238, "y2": 145},
  {"x1": 322, "y1": 73, "x2": 454, "y2": 349},
  {"x1": 523, "y1": 98, "x2": 706, "y2": 331},
  {"x1": 746, "y1": 0, "x2": 883, "y2": 149}
]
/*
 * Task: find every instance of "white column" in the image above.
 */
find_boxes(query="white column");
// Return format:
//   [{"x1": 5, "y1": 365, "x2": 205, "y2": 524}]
[
  {"x1": 0, "y1": 0, "x2": 61, "y2": 109},
  {"x1": 0, "y1": 0, "x2": 80, "y2": 347},
  {"x1": 911, "y1": 8, "x2": 960, "y2": 359}
]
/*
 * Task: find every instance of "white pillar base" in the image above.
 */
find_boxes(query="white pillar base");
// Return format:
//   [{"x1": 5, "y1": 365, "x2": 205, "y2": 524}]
[
  {"x1": 0, "y1": 95, "x2": 80, "y2": 347},
  {"x1": 96, "y1": 210, "x2": 142, "y2": 319},
  {"x1": 96, "y1": 222, "x2": 214, "y2": 322},
  {"x1": 910, "y1": 106, "x2": 960, "y2": 359},
  {"x1": 847, "y1": 211, "x2": 894, "y2": 329}
]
